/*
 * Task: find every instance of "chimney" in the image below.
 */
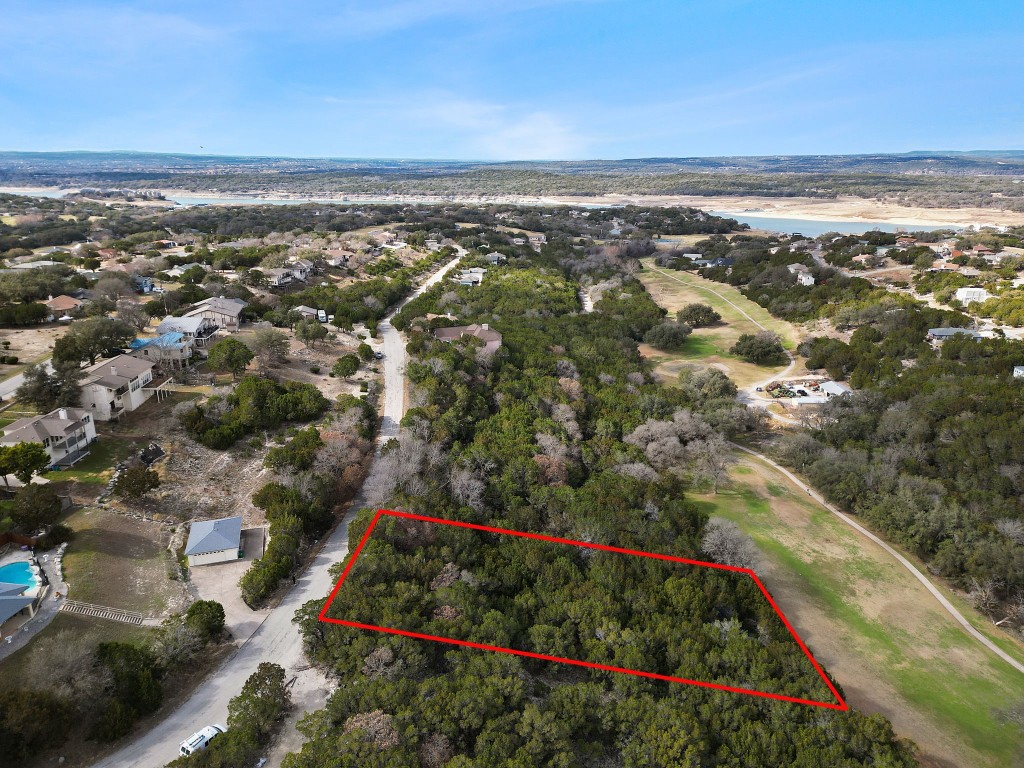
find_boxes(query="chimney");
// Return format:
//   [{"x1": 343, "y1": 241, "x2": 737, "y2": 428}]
[
  {"x1": 481, "y1": 323, "x2": 489, "y2": 330},
  {"x1": 58, "y1": 408, "x2": 68, "y2": 420}
]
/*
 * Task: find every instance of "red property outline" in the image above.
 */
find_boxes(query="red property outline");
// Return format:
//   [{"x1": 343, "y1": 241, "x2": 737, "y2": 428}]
[{"x1": 319, "y1": 509, "x2": 848, "y2": 711}]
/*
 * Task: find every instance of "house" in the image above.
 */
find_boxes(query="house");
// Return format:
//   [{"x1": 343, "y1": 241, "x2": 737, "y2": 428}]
[
  {"x1": 484, "y1": 252, "x2": 506, "y2": 265},
  {"x1": 11, "y1": 260, "x2": 64, "y2": 270},
  {"x1": 0, "y1": 581, "x2": 38, "y2": 640},
  {"x1": 129, "y1": 332, "x2": 193, "y2": 369},
  {"x1": 156, "y1": 315, "x2": 218, "y2": 349},
  {"x1": 528, "y1": 234, "x2": 547, "y2": 249},
  {"x1": 434, "y1": 323, "x2": 503, "y2": 353},
  {"x1": 954, "y1": 287, "x2": 990, "y2": 305},
  {"x1": 0, "y1": 407, "x2": 97, "y2": 468},
  {"x1": 184, "y1": 516, "x2": 242, "y2": 567},
  {"x1": 185, "y1": 296, "x2": 247, "y2": 331},
  {"x1": 425, "y1": 239, "x2": 441, "y2": 251},
  {"x1": 44, "y1": 295, "x2": 83, "y2": 318},
  {"x1": 929, "y1": 261, "x2": 960, "y2": 272},
  {"x1": 81, "y1": 355, "x2": 156, "y2": 421},
  {"x1": 927, "y1": 327, "x2": 981, "y2": 342},
  {"x1": 456, "y1": 267, "x2": 487, "y2": 286},
  {"x1": 819, "y1": 381, "x2": 852, "y2": 398},
  {"x1": 266, "y1": 268, "x2": 295, "y2": 287},
  {"x1": 788, "y1": 264, "x2": 815, "y2": 286},
  {"x1": 1013, "y1": 366, "x2": 1024, "y2": 379},
  {"x1": 324, "y1": 250, "x2": 351, "y2": 267},
  {"x1": 510, "y1": 237, "x2": 526, "y2": 246},
  {"x1": 292, "y1": 305, "x2": 319, "y2": 320},
  {"x1": 288, "y1": 259, "x2": 315, "y2": 280},
  {"x1": 132, "y1": 275, "x2": 155, "y2": 293},
  {"x1": 165, "y1": 263, "x2": 209, "y2": 280}
]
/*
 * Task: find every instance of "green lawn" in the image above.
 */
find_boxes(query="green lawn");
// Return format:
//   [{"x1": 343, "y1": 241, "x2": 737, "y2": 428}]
[
  {"x1": 695, "y1": 454, "x2": 1024, "y2": 768},
  {"x1": 53, "y1": 435, "x2": 148, "y2": 485}
]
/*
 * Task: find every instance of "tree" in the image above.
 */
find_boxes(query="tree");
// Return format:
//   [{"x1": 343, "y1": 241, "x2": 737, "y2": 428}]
[
  {"x1": 112, "y1": 464, "x2": 160, "y2": 499},
  {"x1": 92, "y1": 275, "x2": 134, "y2": 301},
  {"x1": 730, "y1": 331, "x2": 787, "y2": 365},
  {"x1": 15, "y1": 361, "x2": 84, "y2": 412},
  {"x1": 642, "y1": 321, "x2": 692, "y2": 351},
  {"x1": 52, "y1": 316, "x2": 135, "y2": 366},
  {"x1": 357, "y1": 342, "x2": 374, "y2": 361},
  {"x1": 702, "y1": 518, "x2": 759, "y2": 570},
  {"x1": 677, "y1": 303, "x2": 721, "y2": 328},
  {"x1": 0, "y1": 442, "x2": 50, "y2": 488},
  {"x1": 331, "y1": 354, "x2": 360, "y2": 379},
  {"x1": 227, "y1": 662, "x2": 290, "y2": 741},
  {"x1": 295, "y1": 318, "x2": 327, "y2": 348},
  {"x1": 207, "y1": 337, "x2": 255, "y2": 379},
  {"x1": 185, "y1": 600, "x2": 226, "y2": 642},
  {"x1": 246, "y1": 328, "x2": 289, "y2": 372},
  {"x1": 116, "y1": 299, "x2": 150, "y2": 332},
  {"x1": 11, "y1": 484, "x2": 62, "y2": 532},
  {"x1": 0, "y1": 689, "x2": 72, "y2": 762}
]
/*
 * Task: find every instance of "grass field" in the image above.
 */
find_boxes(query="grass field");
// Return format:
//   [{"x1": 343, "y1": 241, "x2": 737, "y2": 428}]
[
  {"x1": 637, "y1": 261, "x2": 806, "y2": 388},
  {"x1": 696, "y1": 455, "x2": 1024, "y2": 768},
  {"x1": 61, "y1": 506, "x2": 184, "y2": 615},
  {"x1": 53, "y1": 434, "x2": 148, "y2": 485}
]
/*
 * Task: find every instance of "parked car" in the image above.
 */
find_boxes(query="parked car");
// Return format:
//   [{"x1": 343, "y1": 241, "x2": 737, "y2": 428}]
[
  {"x1": 179, "y1": 724, "x2": 226, "y2": 756},
  {"x1": 755, "y1": 387, "x2": 763, "y2": 392},
  {"x1": 374, "y1": 351, "x2": 384, "y2": 360}
]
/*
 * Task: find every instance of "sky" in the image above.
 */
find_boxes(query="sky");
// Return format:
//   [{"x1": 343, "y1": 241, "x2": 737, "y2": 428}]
[{"x1": 1, "y1": 0, "x2": 1022, "y2": 160}]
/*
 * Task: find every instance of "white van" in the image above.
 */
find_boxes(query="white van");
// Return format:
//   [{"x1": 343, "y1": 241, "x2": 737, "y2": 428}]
[
  {"x1": 179, "y1": 724, "x2": 226, "y2": 756},
  {"x1": 317, "y1": 309, "x2": 328, "y2": 323}
]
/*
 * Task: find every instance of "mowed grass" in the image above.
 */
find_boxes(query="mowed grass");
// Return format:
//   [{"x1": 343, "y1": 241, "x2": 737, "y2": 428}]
[
  {"x1": 693, "y1": 454, "x2": 1024, "y2": 768},
  {"x1": 53, "y1": 434, "x2": 148, "y2": 485},
  {"x1": 637, "y1": 261, "x2": 805, "y2": 388},
  {"x1": 61, "y1": 506, "x2": 181, "y2": 615},
  {"x1": 0, "y1": 613, "x2": 154, "y2": 691}
]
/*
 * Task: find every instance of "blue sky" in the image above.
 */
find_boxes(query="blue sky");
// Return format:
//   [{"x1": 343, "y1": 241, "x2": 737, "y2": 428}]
[{"x1": 0, "y1": 0, "x2": 1022, "y2": 160}]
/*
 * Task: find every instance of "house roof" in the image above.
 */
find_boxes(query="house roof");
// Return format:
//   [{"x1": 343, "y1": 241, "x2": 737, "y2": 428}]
[
  {"x1": 44, "y1": 295, "x2": 82, "y2": 311},
  {"x1": 185, "y1": 516, "x2": 243, "y2": 556},
  {"x1": 819, "y1": 381, "x2": 852, "y2": 397},
  {"x1": 434, "y1": 323, "x2": 502, "y2": 344},
  {"x1": 157, "y1": 316, "x2": 211, "y2": 335},
  {"x1": 130, "y1": 332, "x2": 188, "y2": 351},
  {"x1": 928, "y1": 327, "x2": 980, "y2": 338},
  {"x1": 189, "y1": 296, "x2": 247, "y2": 317},
  {"x1": 1, "y1": 407, "x2": 92, "y2": 444},
  {"x1": 293, "y1": 305, "x2": 318, "y2": 315},
  {"x1": 83, "y1": 354, "x2": 154, "y2": 389},
  {"x1": 0, "y1": 596, "x2": 34, "y2": 624},
  {"x1": 0, "y1": 582, "x2": 29, "y2": 597}
]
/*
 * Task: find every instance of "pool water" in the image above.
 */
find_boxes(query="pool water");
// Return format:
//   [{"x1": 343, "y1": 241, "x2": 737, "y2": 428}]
[{"x1": 0, "y1": 561, "x2": 38, "y2": 588}]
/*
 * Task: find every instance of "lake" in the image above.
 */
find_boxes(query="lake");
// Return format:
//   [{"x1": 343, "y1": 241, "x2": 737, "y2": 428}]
[{"x1": 710, "y1": 211, "x2": 958, "y2": 237}]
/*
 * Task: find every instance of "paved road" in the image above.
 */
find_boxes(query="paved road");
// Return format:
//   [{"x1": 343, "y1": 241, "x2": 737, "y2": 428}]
[
  {"x1": 93, "y1": 252, "x2": 465, "y2": 768},
  {"x1": 732, "y1": 443, "x2": 1024, "y2": 677}
]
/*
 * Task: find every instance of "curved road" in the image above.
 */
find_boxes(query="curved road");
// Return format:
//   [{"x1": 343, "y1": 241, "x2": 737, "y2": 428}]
[
  {"x1": 732, "y1": 442, "x2": 1024, "y2": 676},
  {"x1": 94, "y1": 252, "x2": 465, "y2": 768}
]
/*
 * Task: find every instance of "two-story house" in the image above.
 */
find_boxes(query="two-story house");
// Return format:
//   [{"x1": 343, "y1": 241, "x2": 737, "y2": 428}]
[
  {"x1": 156, "y1": 315, "x2": 218, "y2": 350},
  {"x1": 185, "y1": 296, "x2": 247, "y2": 331},
  {"x1": 81, "y1": 355, "x2": 156, "y2": 421},
  {"x1": 0, "y1": 407, "x2": 98, "y2": 469}
]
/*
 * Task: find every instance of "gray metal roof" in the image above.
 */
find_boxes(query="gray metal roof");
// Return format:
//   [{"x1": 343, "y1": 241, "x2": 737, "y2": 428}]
[
  {"x1": 0, "y1": 582, "x2": 28, "y2": 597},
  {"x1": 185, "y1": 516, "x2": 243, "y2": 556},
  {"x1": 0, "y1": 596, "x2": 34, "y2": 624}
]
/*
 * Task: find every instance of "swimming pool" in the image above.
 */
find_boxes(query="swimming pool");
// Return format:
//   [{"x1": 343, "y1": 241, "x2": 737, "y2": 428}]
[{"x1": 0, "y1": 561, "x2": 38, "y2": 588}]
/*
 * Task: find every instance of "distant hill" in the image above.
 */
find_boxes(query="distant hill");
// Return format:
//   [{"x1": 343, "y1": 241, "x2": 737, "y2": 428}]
[{"x1": 2, "y1": 150, "x2": 1023, "y2": 211}]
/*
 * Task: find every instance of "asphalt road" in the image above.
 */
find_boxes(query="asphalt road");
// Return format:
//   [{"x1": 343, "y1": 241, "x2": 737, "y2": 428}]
[{"x1": 93, "y1": 252, "x2": 464, "y2": 768}]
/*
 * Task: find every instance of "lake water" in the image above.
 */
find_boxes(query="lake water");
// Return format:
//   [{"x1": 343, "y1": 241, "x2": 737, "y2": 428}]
[{"x1": 710, "y1": 211, "x2": 957, "y2": 237}]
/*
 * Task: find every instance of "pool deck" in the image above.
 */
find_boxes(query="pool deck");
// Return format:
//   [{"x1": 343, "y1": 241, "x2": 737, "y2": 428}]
[{"x1": 0, "y1": 545, "x2": 68, "y2": 663}]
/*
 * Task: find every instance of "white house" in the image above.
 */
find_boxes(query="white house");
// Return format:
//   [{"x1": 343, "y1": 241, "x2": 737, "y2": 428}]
[
  {"x1": 157, "y1": 315, "x2": 218, "y2": 350},
  {"x1": 81, "y1": 355, "x2": 155, "y2": 421},
  {"x1": 266, "y1": 268, "x2": 295, "y2": 287},
  {"x1": 787, "y1": 263, "x2": 816, "y2": 286},
  {"x1": 954, "y1": 287, "x2": 990, "y2": 305},
  {"x1": 165, "y1": 263, "x2": 209, "y2": 280},
  {"x1": 0, "y1": 407, "x2": 97, "y2": 468},
  {"x1": 287, "y1": 259, "x2": 315, "y2": 280},
  {"x1": 292, "y1": 305, "x2": 319, "y2": 320},
  {"x1": 185, "y1": 296, "x2": 247, "y2": 331},
  {"x1": 129, "y1": 332, "x2": 194, "y2": 369},
  {"x1": 185, "y1": 516, "x2": 242, "y2": 567}
]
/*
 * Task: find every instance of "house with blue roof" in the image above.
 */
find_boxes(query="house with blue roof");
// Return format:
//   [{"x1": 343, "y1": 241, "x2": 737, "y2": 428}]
[{"x1": 129, "y1": 332, "x2": 194, "y2": 369}]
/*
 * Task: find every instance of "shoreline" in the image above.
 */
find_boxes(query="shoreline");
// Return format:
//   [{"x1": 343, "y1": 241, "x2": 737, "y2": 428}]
[{"x1": 3, "y1": 186, "x2": 1022, "y2": 229}]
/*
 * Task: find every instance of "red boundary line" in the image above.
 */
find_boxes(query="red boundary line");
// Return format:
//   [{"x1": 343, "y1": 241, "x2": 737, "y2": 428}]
[{"x1": 318, "y1": 509, "x2": 848, "y2": 711}]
